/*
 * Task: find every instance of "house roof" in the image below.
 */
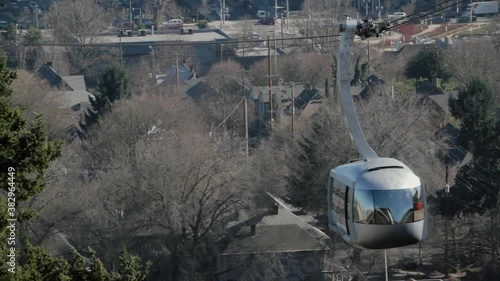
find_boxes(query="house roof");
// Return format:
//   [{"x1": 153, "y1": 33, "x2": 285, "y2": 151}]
[
  {"x1": 37, "y1": 64, "x2": 72, "y2": 90},
  {"x1": 62, "y1": 75, "x2": 86, "y2": 91},
  {"x1": 427, "y1": 91, "x2": 457, "y2": 115},
  {"x1": 298, "y1": 101, "x2": 323, "y2": 119},
  {"x1": 436, "y1": 123, "x2": 473, "y2": 168},
  {"x1": 160, "y1": 65, "x2": 195, "y2": 86},
  {"x1": 183, "y1": 78, "x2": 214, "y2": 101},
  {"x1": 294, "y1": 87, "x2": 323, "y2": 110},
  {"x1": 250, "y1": 86, "x2": 283, "y2": 101},
  {"x1": 222, "y1": 224, "x2": 326, "y2": 255},
  {"x1": 57, "y1": 90, "x2": 94, "y2": 109}
]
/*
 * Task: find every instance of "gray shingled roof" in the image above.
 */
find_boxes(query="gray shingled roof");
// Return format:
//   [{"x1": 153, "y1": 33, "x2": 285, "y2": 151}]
[
  {"x1": 222, "y1": 224, "x2": 325, "y2": 255},
  {"x1": 62, "y1": 75, "x2": 86, "y2": 91},
  {"x1": 37, "y1": 64, "x2": 71, "y2": 90},
  {"x1": 58, "y1": 90, "x2": 94, "y2": 109}
]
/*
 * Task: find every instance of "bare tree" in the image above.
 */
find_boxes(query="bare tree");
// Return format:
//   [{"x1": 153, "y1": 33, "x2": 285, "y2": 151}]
[
  {"x1": 491, "y1": 16, "x2": 500, "y2": 52},
  {"x1": 236, "y1": 20, "x2": 260, "y2": 57},
  {"x1": 248, "y1": 59, "x2": 276, "y2": 86},
  {"x1": 401, "y1": 0, "x2": 416, "y2": 16},
  {"x1": 65, "y1": 92, "x2": 257, "y2": 279},
  {"x1": 279, "y1": 51, "x2": 333, "y2": 86},
  {"x1": 204, "y1": 61, "x2": 250, "y2": 137},
  {"x1": 48, "y1": 0, "x2": 111, "y2": 73},
  {"x1": 10, "y1": 70, "x2": 69, "y2": 139},
  {"x1": 292, "y1": 0, "x2": 341, "y2": 54},
  {"x1": 358, "y1": 89, "x2": 447, "y2": 192},
  {"x1": 446, "y1": 40, "x2": 500, "y2": 105},
  {"x1": 145, "y1": 0, "x2": 182, "y2": 30}
]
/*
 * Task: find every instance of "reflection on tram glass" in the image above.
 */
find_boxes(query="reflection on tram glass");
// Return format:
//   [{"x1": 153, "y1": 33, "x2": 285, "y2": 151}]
[{"x1": 353, "y1": 187, "x2": 424, "y2": 225}]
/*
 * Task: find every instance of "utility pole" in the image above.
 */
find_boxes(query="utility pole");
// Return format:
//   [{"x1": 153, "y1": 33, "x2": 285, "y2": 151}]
[
  {"x1": 129, "y1": 0, "x2": 132, "y2": 26},
  {"x1": 242, "y1": 70, "x2": 249, "y2": 156},
  {"x1": 281, "y1": 15, "x2": 284, "y2": 49},
  {"x1": 274, "y1": 32, "x2": 277, "y2": 81},
  {"x1": 444, "y1": 161, "x2": 450, "y2": 277},
  {"x1": 384, "y1": 250, "x2": 388, "y2": 281},
  {"x1": 267, "y1": 35, "x2": 273, "y2": 132},
  {"x1": 176, "y1": 54, "x2": 180, "y2": 93},
  {"x1": 35, "y1": 3, "x2": 39, "y2": 29},
  {"x1": 119, "y1": 36, "x2": 123, "y2": 65},
  {"x1": 223, "y1": 0, "x2": 226, "y2": 24},
  {"x1": 274, "y1": 0, "x2": 278, "y2": 19},
  {"x1": 367, "y1": 39, "x2": 370, "y2": 65},
  {"x1": 291, "y1": 82, "x2": 294, "y2": 141},
  {"x1": 286, "y1": 0, "x2": 289, "y2": 30},
  {"x1": 219, "y1": 0, "x2": 223, "y2": 29},
  {"x1": 378, "y1": 0, "x2": 381, "y2": 20},
  {"x1": 149, "y1": 45, "x2": 155, "y2": 80},
  {"x1": 220, "y1": 44, "x2": 224, "y2": 64}
]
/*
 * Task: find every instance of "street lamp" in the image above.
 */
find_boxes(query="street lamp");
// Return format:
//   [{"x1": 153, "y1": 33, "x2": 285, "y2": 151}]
[{"x1": 148, "y1": 45, "x2": 154, "y2": 79}]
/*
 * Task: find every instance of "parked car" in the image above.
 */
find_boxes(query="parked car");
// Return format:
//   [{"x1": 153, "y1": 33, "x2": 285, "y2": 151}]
[
  {"x1": 444, "y1": 10, "x2": 461, "y2": 19},
  {"x1": 389, "y1": 11, "x2": 407, "y2": 21},
  {"x1": 18, "y1": 20, "x2": 35, "y2": 29},
  {"x1": 162, "y1": 19, "x2": 183, "y2": 29},
  {"x1": 0, "y1": 21, "x2": 8, "y2": 29},
  {"x1": 257, "y1": 17, "x2": 274, "y2": 25},
  {"x1": 457, "y1": 15, "x2": 478, "y2": 23},
  {"x1": 430, "y1": 16, "x2": 450, "y2": 24}
]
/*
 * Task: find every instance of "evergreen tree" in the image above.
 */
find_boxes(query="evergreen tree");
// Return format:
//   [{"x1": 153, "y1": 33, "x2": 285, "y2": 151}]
[
  {"x1": 440, "y1": 77, "x2": 500, "y2": 216},
  {"x1": 405, "y1": 45, "x2": 451, "y2": 81},
  {"x1": 286, "y1": 122, "x2": 327, "y2": 214},
  {"x1": 80, "y1": 65, "x2": 130, "y2": 133},
  {"x1": 0, "y1": 55, "x2": 149, "y2": 280},
  {"x1": 0, "y1": 54, "x2": 62, "y2": 279},
  {"x1": 449, "y1": 77, "x2": 498, "y2": 158},
  {"x1": 117, "y1": 246, "x2": 151, "y2": 281}
]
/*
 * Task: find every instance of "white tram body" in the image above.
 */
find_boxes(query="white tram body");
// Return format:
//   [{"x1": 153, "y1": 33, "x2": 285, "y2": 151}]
[{"x1": 328, "y1": 158, "x2": 428, "y2": 249}]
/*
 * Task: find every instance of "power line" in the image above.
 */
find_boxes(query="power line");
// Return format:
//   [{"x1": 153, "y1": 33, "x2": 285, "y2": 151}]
[
  {"x1": 21, "y1": 34, "x2": 341, "y2": 48},
  {"x1": 389, "y1": 0, "x2": 471, "y2": 30}
]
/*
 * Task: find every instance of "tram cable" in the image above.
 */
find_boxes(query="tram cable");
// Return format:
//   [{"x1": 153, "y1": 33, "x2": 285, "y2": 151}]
[{"x1": 389, "y1": 0, "x2": 473, "y2": 30}]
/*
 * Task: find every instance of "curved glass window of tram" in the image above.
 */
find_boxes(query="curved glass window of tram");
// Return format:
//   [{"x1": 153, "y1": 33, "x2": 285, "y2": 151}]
[
  {"x1": 353, "y1": 186, "x2": 424, "y2": 225},
  {"x1": 331, "y1": 180, "x2": 350, "y2": 234}
]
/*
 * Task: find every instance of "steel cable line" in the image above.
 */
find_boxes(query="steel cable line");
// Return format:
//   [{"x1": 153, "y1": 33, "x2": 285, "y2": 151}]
[
  {"x1": 388, "y1": 0, "x2": 472, "y2": 30},
  {"x1": 20, "y1": 34, "x2": 342, "y2": 47},
  {"x1": 447, "y1": 150, "x2": 499, "y2": 195},
  {"x1": 387, "y1": 0, "x2": 468, "y2": 25}
]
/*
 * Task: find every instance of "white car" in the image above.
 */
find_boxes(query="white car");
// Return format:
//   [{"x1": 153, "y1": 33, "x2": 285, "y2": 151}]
[
  {"x1": 391, "y1": 12, "x2": 406, "y2": 19},
  {"x1": 162, "y1": 19, "x2": 183, "y2": 28}
]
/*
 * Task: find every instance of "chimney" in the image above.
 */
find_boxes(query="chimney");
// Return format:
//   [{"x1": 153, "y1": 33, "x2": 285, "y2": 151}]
[
  {"x1": 250, "y1": 224, "x2": 256, "y2": 236},
  {"x1": 272, "y1": 202, "x2": 279, "y2": 215},
  {"x1": 468, "y1": 140, "x2": 474, "y2": 155},
  {"x1": 46, "y1": 62, "x2": 53, "y2": 67}
]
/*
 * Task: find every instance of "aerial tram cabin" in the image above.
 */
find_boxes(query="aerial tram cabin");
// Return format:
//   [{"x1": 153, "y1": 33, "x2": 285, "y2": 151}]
[
  {"x1": 327, "y1": 158, "x2": 428, "y2": 249},
  {"x1": 327, "y1": 19, "x2": 429, "y2": 249}
]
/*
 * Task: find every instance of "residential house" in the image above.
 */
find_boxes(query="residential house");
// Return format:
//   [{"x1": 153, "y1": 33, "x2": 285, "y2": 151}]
[
  {"x1": 156, "y1": 64, "x2": 196, "y2": 86},
  {"x1": 218, "y1": 195, "x2": 330, "y2": 281},
  {"x1": 233, "y1": 42, "x2": 283, "y2": 69},
  {"x1": 36, "y1": 62, "x2": 94, "y2": 141},
  {"x1": 250, "y1": 85, "x2": 287, "y2": 130},
  {"x1": 349, "y1": 74, "x2": 385, "y2": 101}
]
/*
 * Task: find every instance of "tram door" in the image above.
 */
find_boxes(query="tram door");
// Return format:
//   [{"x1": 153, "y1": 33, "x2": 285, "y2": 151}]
[{"x1": 331, "y1": 179, "x2": 350, "y2": 235}]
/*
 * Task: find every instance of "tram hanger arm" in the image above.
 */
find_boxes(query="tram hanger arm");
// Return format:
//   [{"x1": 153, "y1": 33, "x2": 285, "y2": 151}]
[{"x1": 337, "y1": 19, "x2": 389, "y2": 161}]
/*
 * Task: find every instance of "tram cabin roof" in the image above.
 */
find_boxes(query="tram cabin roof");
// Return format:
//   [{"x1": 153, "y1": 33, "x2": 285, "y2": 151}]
[{"x1": 331, "y1": 158, "x2": 420, "y2": 191}]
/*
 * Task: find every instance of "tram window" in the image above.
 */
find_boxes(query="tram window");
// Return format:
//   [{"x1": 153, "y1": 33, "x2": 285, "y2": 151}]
[
  {"x1": 354, "y1": 187, "x2": 424, "y2": 225},
  {"x1": 353, "y1": 189, "x2": 375, "y2": 224},
  {"x1": 333, "y1": 181, "x2": 347, "y2": 231},
  {"x1": 412, "y1": 186, "x2": 424, "y2": 222}
]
